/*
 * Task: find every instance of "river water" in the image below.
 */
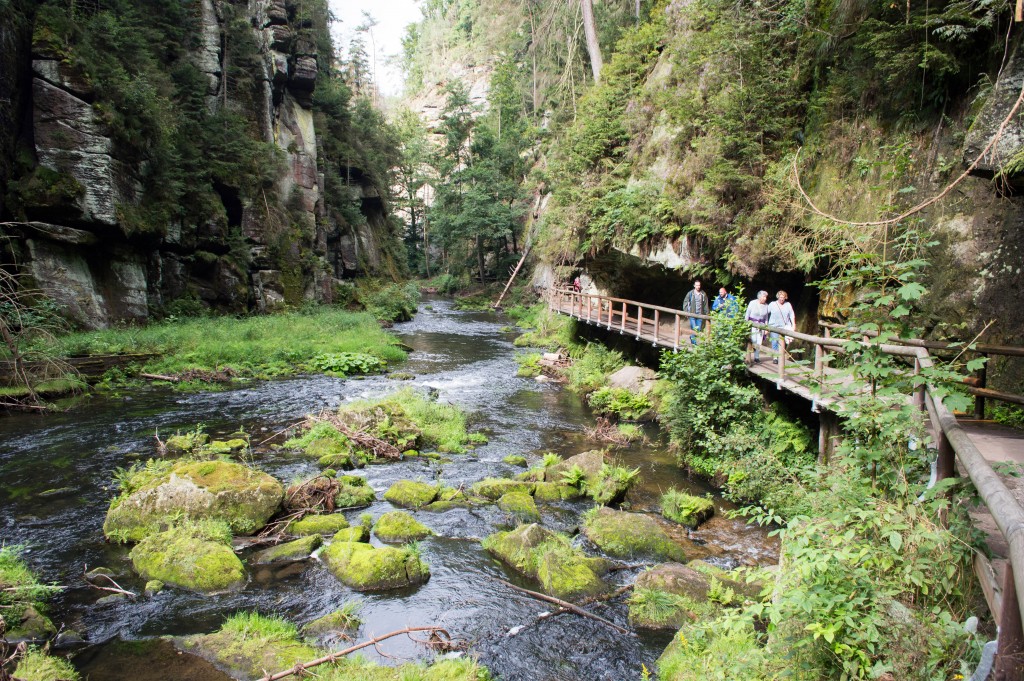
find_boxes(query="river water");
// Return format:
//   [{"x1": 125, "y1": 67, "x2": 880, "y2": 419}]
[{"x1": 0, "y1": 299, "x2": 777, "y2": 680}]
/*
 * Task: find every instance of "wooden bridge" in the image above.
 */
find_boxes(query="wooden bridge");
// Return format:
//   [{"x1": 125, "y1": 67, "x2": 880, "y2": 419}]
[{"x1": 548, "y1": 287, "x2": 1024, "y2": 678}]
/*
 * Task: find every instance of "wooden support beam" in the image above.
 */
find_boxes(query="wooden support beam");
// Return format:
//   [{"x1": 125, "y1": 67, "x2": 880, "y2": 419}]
[{"x1": 996, "y1": 566, "x2": 1024, "y2": 680}]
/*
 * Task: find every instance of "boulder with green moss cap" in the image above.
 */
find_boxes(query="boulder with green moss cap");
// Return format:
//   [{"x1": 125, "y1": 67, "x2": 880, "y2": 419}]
[
  {"x1": 533, "y1": 481, "x2": 583, "y2": 502},
  {"x1": 497, "y1": 492, "x2": 540, "y2": 522},
  {"x1": 104, "y1": 460, "x2": 283, "y2": 542},
  {"x1": 4, "y1": 606, "x2": 56, "y2": 643},
  {"x1": 178, "y1": 613, "x2": 321, "y2": 680},
  {"x1": 129, "y1": 524, "x2": 245, "y2": 592},
  {"x1": 302, "y1": 607, "x2": 361, "y2": 638},
  {"x1": 12, "y1": 648, "x2": 81, "y2": 681},
  {"x1": 383, "y1": 480, "x2": 439, "y2": 508},
  {"x1": 482, "y1": 524, "x2": 607, "y2": 599},
  {"x1": 320, "y1": 541, "x2": 430, "y2": 591},
  {"x1": 470, "y1": 478, "x2": 534, "y2": 500},
  {"x1": 164, "y1": 431, "x2": 209, "y2": 454},
  {"x1": 287, "y1": 514, "x2": 350, "y2": 537},
  {"x1": 373, "y1": 511, "x2": 434, "y2": 542},
  {"x1": 535, "y1": 450, "x2": 606, "y2": 484},
  {"x1": 582, "y1": 508, "x2": 689, "y2": 562},
  {"x1": 661, "y1": 490, "x2": 715, "y2": 528},
  {"x1": 206, "y1": 438, "x2": 248, "y2": 455},
  {"x1": 332, "y1": 526, "x2": 369, "y2": 543},
  {"x1": 503, "y1": 455, "x2": 528, "y2": 467},
  {"x1": 335, "y1": 476, "x2": 376, "y2": 508},
  {"x1": 252, "y1": 535, "x2": 322, "y2": 564}
]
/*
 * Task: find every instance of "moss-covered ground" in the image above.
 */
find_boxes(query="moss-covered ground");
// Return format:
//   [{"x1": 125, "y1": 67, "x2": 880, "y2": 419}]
[{"x1": 42, "y1": 308, "x2": 406, "y2": 384}]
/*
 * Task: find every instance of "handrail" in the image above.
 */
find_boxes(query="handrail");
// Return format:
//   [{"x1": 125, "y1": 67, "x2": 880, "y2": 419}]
[
  {"x1": 549, "y1": 286, "x2": 1024, "y2": 631},
  {"x1": 819, "y1": 320, "x2": 1024, "y2": 358}
]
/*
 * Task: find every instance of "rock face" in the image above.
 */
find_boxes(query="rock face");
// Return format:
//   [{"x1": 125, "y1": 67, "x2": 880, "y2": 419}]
[
  {"x1": 104, "y1": 460, "x2": 284, "y2": 542},
  {"x1": 963, "y1": 45, "x2": 1024, "y2": 182},
  {"x1": 3, "y1": 0, "x2": 396, "y2": 328}
]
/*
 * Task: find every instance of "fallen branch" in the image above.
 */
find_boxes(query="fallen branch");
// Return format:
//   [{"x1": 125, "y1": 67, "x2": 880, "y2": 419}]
[
  {"x1": 493, "y1": 577, "x2": 633, "y2": 636},
  {"x1": 538, "y1": 584, "x2": 635, "y2": 623},
  {"x1": 258, "y1": 626, "x2": 451, "y2": 681},
  {"x1": 140, "y1": 372, "x2": 178, "y2": 382},
  {"x1": 83, "y1": 566, "x2": 136, "y2": 598}
]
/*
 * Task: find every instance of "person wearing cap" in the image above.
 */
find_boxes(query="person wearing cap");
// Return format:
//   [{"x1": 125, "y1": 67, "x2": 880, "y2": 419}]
[{"x1": 745, "y1": 290, "x2": 770, "y2": 362}]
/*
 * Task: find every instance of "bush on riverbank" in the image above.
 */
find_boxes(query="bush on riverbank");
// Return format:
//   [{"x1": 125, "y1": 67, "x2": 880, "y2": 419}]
[
  {"x1": 0, "y1": 546, "x2": 59, "y2": 640},
  {"x1": 44, "y1": 308, "x2": 406, "y2": 384}
]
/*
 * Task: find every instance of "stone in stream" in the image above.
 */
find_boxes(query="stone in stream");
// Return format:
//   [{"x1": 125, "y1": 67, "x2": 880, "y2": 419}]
[
  {"x1": 320, "y1": 541, "x2": 430, "y2": 591},
  {"x1": 373, "y1": 511, "x2": 434, "y2": 543},
  {"x1": 103, "y1": 460, "x2": 284, "y2": 542},
  {"x1": 334, "y1": 475, "x2": 376, "y2": 508},
  {"x1": 251, "y1": 535, "x2": 322, "y2": 564},
  {"x1": 497, "y1": 492, "x2": 540, "y2": 522},
  {"x1": 163, "y1": 431, "x2": 209, "y2": 454},
  {"x1": 287, "y1": 513, "x2": 349, "y2": 537},
  {"x1": 383, "y1": 480, "x2": 440, "y2": 508},
  {"x1": 4, "y1": 605, "x2": 57, "y2": 642},
  {"x1": 582, "y1": 507, "x2": 690, "y2": 562},
  {"x1": 532, "y1": 481, "x2": 583, "y2": 502},
  {"x1": 332, "y1": 525, "x2": 369, "y2": 543},
  {"x1": 470, "y1": 478, "x2": 535, "y2": 499},
  {"x1": 660, "y1": 490, "x2": 715, "y2": 529},
  {"x1": 482, "y1": 523, "x2": 608, "y2": 600},
  {"x1": 11, "y1": 648, "x2": 81, "y2": 681},
  {"x1": 503, "y1": 454, "x2": 528, "y2": 467},
  {"x1": 129, "y1": 525, "x2": 245, "y2": 593},
  {"x1": 302, "y1": 607, "x2": 361, "y2": 638}
]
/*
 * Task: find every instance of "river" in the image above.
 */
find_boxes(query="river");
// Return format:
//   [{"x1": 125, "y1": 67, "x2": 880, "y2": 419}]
[{"x1": 0, "y1": 299, "x2": 777, "y2": 680}]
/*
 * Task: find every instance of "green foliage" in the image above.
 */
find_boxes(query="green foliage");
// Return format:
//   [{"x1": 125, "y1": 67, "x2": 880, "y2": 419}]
[
  {"x1": 303, "y1": 352, "x2": 387, "y2": 377},
  {"x1": 559, "y1": 464, "x2": 588, "y2": 489},
  {"x1": 660, "y1": 488, "x2": 714, "y2": 527},
  {"x1": 562, "y1": 343, "x2": 626, "y2": 395},
  {"x1": 515, "y1": 352, "x2": 542, "y2": 377},
  {"x1": 356, "y1": 281, "x2": 421, "y2": 322},
  {"x1": 43, "y1": 308, "x2": 405, "y2": 385},
  {"x1": 110, "y1": 458, "x2": 175, "y2": 509},
  {"x1": 587, "y1": 386, "x2": 652, "y2": 421},
  {"x1": 992, "y1": 404, "x2": 1024, "y2": 429},
  {"x1": 0, "y1": 546, "x2": 60, "y2": 624},
  {"x1": 12, "y1": 648, "x2": 81, "y2": 681}
]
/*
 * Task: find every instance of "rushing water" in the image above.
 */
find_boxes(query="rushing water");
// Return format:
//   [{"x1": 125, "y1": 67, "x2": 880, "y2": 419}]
[{"x1": 0, "y1": 299, "x2": 777, "y2": 680}]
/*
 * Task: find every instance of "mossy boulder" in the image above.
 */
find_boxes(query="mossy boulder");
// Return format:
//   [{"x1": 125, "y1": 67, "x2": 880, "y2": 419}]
[
  {"x1": 470, "y1": 478, "x2": 535, "y2": 500},
  {"x1": 164, "y1": 431, "x2": 209, "y2": 454},
  {"x1": 129, "y1": 526, "x2": 245, "y2": 592},
  {"x1": 627, "y1": 562, "x2": 726, "y2": 629},
  {"x1": 373, "y1": 511, "x2": 434, "y2": 543},
  {"x1": 482, "y1": 524, "x2": 607, "y2": 600},
  {"x1": 179, "y1": 613, "x2": 321, "y2": 680},
  {"x1": 206, "y1": 438, "x2": 248, "y2": 455},
  {"x1": 4, "y1": 606, "x2": 56, "y2": 643},
  {"x1": 383, "y1": 480, "x2": 439, "y2": 508},
  {"x1": 332, "y1": 526, "x2": 369, "y2": 543},
  {"x1": 287, "y1": 514, "x2": 350, "y2": 537},
  {"x1": 104, "y1": 460, "x2": 284, "y2": 542},
  {"x1": 636, "y1": 563, "x2": 712, "y2": 601},
  {"x1": 583, "y1": 508, "x2": 689, "y2": 562},
  {"x1": 542, "y1": 450, "x2": 606, "y2": 485},
  {"x1": 335, "y1": 476, "x2": 376, "y2": 508},
  {"x1": 661, "y1": 490, "x2": 715, "y2": 529},
  {"x1": 689, "y1": 560, "x2": 764, "y2": 601},
  {"x1": 533, "y1": 481, "x2": 584, "y2": 502},
  {"x1": 252, "y1": 535, "x2": 322, "y2": 564},
  {"x1": 320, "y1": 542, "x2": 430, "y2": 591},
  {"x1": 503, "y1": 455, "x2": 528, "y2": 467},
  {"x1": 497, "y1": 492, "x2": 540, "y2": 522},
  {"x1": 302, "y1": 608, "x2": 361, "y2": 637}
]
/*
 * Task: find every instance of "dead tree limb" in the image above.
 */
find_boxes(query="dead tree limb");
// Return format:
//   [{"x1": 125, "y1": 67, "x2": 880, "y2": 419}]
[
  {"x1": 258, "y1": 626, "x2": 451, "y2": 681},
  {"x1": 493, "y1": 577, "x2": 633, "y2": 636}
]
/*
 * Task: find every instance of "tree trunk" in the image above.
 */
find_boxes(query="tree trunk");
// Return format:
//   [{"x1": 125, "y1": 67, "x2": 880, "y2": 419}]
[
  {"x1": 423, "y1": 210, "x2": 431, "y2": 278},
  {"x1": 476, "y1": 235, "x2": 486, "y2": 283},
  {"x1": 580, "y1": 0, "x2": 602, "y2": 82}
]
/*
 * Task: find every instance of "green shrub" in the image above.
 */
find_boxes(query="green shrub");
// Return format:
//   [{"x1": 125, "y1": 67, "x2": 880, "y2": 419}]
[
  {"x1": 302, "y1": 352, "x2": 387, "y2": 376},
  {"x1": 587, "y1": 386, "x2": 652, "y2": 421},
  {"x1": 357, "y1": 281, "x2": 421, "y2": 322},
  {"x1": 515, "y1": 352, "x2": 542, "y2": 377}
]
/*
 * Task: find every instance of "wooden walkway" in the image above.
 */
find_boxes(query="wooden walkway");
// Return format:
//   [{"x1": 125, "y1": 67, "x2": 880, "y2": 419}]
[{"x1": 549, "y1": 287, "x2": 1024, "y2": 673}]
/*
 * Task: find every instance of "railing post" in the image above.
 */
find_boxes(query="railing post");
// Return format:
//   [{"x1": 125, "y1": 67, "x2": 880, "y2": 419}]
[
  {"x1": 653, "y1": 309, "x2": 660, "y2": 346},
  {"x1": 674, "y1": 314, "x2": 680, "y2": 351},
  {"x1": 936, "y1": 429, "x2": 956, "y2": 481},
  {"x1": 586, "y1": 295, "x2": 592, "y2": 322},
  {"x1": 975, "y1": 352, "x2": 988, "y2": 420},
  {"x1": 778, "y1": 338, "x2": 786, "y2": 380},
  {"x1": 912, "y1": 358, "x2": 925, "y2": 412},
  {"x1": 621, "y1": 302, "x2": 627, "y2": 333},
  {"x1": 814, "y1": 343, "x2": 823, "y2": 390},
  {"x1": 636, "y1": 305, "x2": 643, "y2": 340},
  {"x1": 995, "y1": 566, "x2": 1024, "y2": 680}
]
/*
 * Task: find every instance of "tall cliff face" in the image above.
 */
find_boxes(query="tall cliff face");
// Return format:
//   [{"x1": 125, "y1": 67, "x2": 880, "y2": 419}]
[{"x1": 0, "y1": 0, "x2": 401, "y2": 329}]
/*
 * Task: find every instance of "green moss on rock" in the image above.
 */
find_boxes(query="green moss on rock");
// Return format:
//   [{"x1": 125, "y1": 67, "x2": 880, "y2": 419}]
[
  {"x1": 533, "y1": 482, "x2": 583, "y2": 502},
  {"x1": 104, "y1": 460, "x2": 284, "y2": 542},
  {"x1": 482, "y1": 524, "x2": 606, "y2": 600},
  {"x1": 164, "y1": 431, "x2": 209, "y2": 454},
  {"x1": 503, "y1": 455, "x2": 528, "y2": 467},
  {"x1": 628, "y1": 586, "x2": 714, "y2": 629},
  {"x1": 179, "y1": 613, "x2": 320, "y2": 680},
  {"x1": 129, "y1": 524, "x2": 245, "y2": 593},
  {"x1": 332, "y1": 526, "x2": 369, "y2": 543},
  {"x1": 661, "y1": 489, "x2": 715, "y2": 528},
  {"x1": 13, "y1": 647, "x2": 81, "y2": 681},
  {"x1": 0, "y1": 547, "x2": 56, "y2": 641},
  {"x1": 335, "y1": 476, "x2": 376, "y2": 508},
  {"x1": 582, "y1": 508, "x2": 689, "y2": 562},
  {"x1": 383, "y1": 480, "x2": 439, "y2": 508},
  {"x1": 288, "y1": 514, "x2": 350, "y2": 536},
  {"x1": 252, "y1": 535, "x2": 322, "y2": 564},
  {"x1": 302, "y1": 606, "x2": 361, "y2": 637},
  {"x1": 320, "y1": 541, "x2": 430, "y2": 591},
  {"x1": 373, "y1": 511, "x2": 434, "y2": 543},
  {"x1": 206, "y1": 438, "x2": 248, "y2": 455},
  {"x1": 497, "y1": 492, "x2": 540, "y2": 522},
  {"x1": 470, "y1": 478, "x2": 535, "y2": 499}
]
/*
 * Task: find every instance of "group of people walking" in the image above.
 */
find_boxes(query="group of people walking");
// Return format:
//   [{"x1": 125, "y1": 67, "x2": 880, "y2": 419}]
[{"x1": 682, "y1": 279, "x2": 795, "y2": 362}]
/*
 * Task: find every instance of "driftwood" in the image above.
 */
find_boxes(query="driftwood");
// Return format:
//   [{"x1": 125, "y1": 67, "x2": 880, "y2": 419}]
[
  {"x1": 140, "y1": 372, "x2": 178, "y2": 382},
  {"x1": 537, "y1": 584, "x2": 635, "y2": 624},
  {"x1": 307, "y1": 411, "x2": 402, "y2": 460},
  {"x1": 258, "y1": 626, "x2": 451, "y2": 681},
  {"x1": 493, "y1": 577, "x2": 633, "y2": 636},
  {"x1": 585, "y1": 417, "x2": 636, "y2": 446},
  {"x1": 83, "y1": 566, "x2": 136, "y2": 598}
]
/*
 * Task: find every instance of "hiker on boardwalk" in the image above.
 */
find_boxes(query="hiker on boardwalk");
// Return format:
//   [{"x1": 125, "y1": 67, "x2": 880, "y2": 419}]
[
  {"x1": 745, "y1": 290, "x2": 770, "y2": 362},
  {"x1": 682, "y1": 280, "x2": 709, "y2": 344},
  {"x1": 766, "y1": 290, "x2": 796, "y2": 363},
  {"x1": 712, "y1": 286, "x2": 739, "y2": 317}
]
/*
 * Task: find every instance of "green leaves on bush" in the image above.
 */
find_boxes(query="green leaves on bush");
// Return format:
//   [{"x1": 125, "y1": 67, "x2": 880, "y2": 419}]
[
  {"x1": 303, "y1": 352, "x2": 387, "y2": 377},
  {"x1": 587, "y1": 386, "x2": 652, "y2": 421}
]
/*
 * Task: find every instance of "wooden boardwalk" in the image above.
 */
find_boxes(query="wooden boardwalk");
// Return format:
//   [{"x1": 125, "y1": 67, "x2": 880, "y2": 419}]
[{"x1": 550, "y1": 287, "x2": 1024, "y2": 668}]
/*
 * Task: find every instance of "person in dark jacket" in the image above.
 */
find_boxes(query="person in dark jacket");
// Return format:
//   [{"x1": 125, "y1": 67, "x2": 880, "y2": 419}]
[{"x1": 682, "y1": 280, "x2": 709, "y2": 344}]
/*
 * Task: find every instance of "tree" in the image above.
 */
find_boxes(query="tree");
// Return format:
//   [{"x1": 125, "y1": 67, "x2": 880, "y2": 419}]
[
  {"x1": 580, "y1": 0, "x2": 603, "y2": 81},
  {"x1": 392, "y1": 108, "x2": 432, "y2": 275}
]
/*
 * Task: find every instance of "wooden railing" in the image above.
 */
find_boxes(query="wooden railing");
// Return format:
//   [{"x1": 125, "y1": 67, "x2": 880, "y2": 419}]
[{"x1": 549, "y1": 287, "x2": 1024, "y2": 670}]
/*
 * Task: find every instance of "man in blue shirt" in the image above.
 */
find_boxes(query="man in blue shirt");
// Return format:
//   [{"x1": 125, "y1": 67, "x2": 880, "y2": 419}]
[{"x1": 712, "y1": 286, "x2": 739, "y2": 317}]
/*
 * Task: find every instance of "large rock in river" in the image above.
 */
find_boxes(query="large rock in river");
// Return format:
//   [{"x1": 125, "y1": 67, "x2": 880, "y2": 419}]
[
  {"x1": 320, "y1": 541, "x2": 430, "y2": 591},
  {"x1": 104, "y1": 460, "x2": 284, "y2": 542},
  {"x1": 129, "y1": 526, "x2": 245, "y2": 593},
  {"x1": 483, "y1": 523, "x2": 608, "y2": 600},
  {"x1": 583, "y1": 508, "x2": 689, "y2": 562}
]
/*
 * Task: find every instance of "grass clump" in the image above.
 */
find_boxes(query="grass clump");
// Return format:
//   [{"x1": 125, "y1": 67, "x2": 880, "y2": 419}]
[
  {"x1": 45, "y1": 308, "x2": 406, "y2": 384},
  {"x1": 355, "y1": 281, "x2": 420, "y2": 323},
  {"x1": 660, "y1": 489, "x2": 715, "y2": 529},
  {"x1": 344, "y1": 389, "x2": 484, "y2": 454},
  {"x1": 515, "y1": 352, "x2": 543, "y2": 377},
  {"x1": 0, "y1": 547, "x2": 59, "y2": 624},
  {"x1": 12, "y1": 648, "x2": 80, "y2": 681}
]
